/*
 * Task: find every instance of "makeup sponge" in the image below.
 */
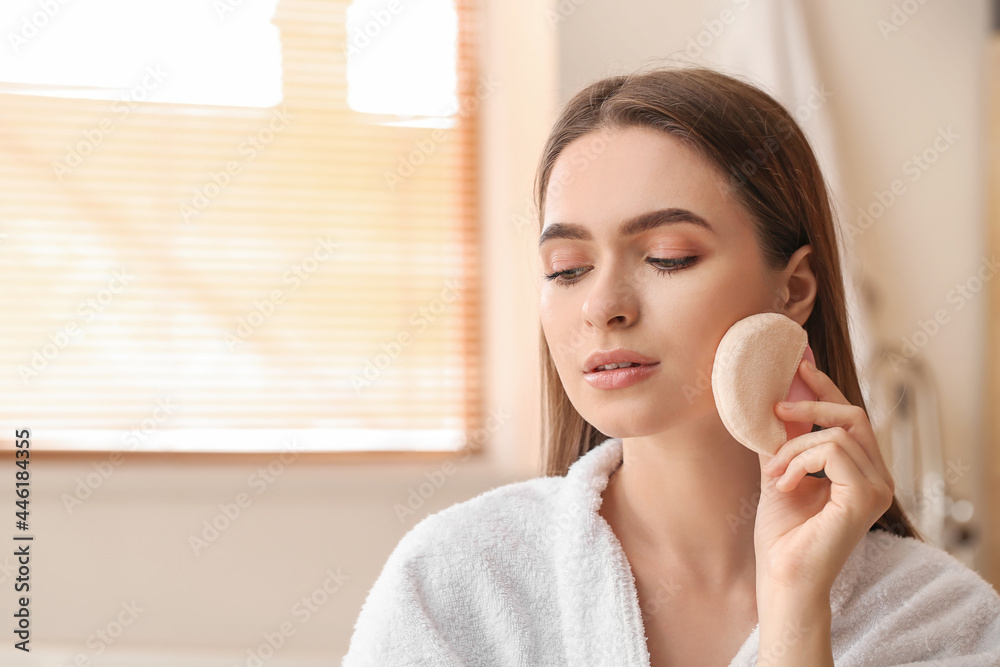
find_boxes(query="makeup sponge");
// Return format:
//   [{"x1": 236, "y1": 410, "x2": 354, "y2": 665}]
[{"x1": 711, "y1": 312, "x2": 818, "y2": 457}]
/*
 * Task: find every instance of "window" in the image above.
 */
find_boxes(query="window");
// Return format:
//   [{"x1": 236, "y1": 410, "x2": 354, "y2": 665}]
[
  {"x1": 0, "y1": 0, "x2": 283, "y2": 108},
  {"x1": 345, "y1": 0, "x2": 459, "y2": 124},
  {"x1": 1, "y1": 0, "x2": 484, "y2": 453}
]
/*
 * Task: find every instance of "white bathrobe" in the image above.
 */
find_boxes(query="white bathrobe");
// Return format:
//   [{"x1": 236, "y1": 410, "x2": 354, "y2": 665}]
[{"x1": 342, "y1": 437, "x2": 1000, "y2": 666}]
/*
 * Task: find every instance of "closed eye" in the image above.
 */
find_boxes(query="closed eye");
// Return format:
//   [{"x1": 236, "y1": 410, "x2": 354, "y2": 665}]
[{"x1": 543, "y1": 256, "x2": 698, "y2": 286}]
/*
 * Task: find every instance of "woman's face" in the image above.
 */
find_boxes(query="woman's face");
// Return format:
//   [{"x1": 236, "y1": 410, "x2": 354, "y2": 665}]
[{"x1": 538, "y1": 125, "x2": 788, "y2": 438}]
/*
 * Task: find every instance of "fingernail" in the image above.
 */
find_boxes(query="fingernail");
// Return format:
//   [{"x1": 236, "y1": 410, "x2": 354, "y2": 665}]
[
  {"x1": 778, "y1": 401, "x2": 794, "y2": 409},
  {"x1": 805, "y1": 359, "x2": 815, "y2": 371}
]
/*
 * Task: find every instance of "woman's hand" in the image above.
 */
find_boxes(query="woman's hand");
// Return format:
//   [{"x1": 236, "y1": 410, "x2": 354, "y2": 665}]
[{"x1": 753, "y1": 356, "x2": 895, "y2": 598}]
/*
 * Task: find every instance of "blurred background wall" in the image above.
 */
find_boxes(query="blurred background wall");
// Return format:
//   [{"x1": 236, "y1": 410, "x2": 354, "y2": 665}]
[{"x1": 4, "y1": 1, "x2": 996, "y2": 664}]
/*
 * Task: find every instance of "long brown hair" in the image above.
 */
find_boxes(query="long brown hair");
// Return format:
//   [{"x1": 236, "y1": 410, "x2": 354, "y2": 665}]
[{"x1": 534, "y1": 64, "x2": 922, "y2": 541}]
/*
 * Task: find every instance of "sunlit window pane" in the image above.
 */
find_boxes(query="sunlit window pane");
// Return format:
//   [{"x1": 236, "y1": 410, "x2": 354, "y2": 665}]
[
  {"x1": 345, "y1": 0, "x2": 458, "y2": 126},
  {"x1": 0, "y1": 0, "x2": 282, "y2": 107}
]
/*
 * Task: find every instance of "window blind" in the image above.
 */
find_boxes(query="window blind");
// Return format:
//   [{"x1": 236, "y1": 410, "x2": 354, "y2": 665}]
[{"x1": 1, "y1": 0, "x2": 483, "y2": 453}]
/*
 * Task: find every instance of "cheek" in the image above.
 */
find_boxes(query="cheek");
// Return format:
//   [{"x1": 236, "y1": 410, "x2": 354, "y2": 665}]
[
  {"x1": 540, "y1": 291, "x2": 578, "y2": 362},
  {"x1": 641, "y1": 268, "x2": 740, "y2": 353},
  {"x1": 541, "y1": 304, "x2": 598, "y2": 388},
  {"x1": 539, "y1": 289, "x2": 560, "y2": 340}
]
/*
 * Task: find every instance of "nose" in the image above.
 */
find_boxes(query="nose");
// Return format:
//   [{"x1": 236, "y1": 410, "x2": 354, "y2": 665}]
[{"x1": 581, "y1": 264, "x2": 639, "y2": 329}]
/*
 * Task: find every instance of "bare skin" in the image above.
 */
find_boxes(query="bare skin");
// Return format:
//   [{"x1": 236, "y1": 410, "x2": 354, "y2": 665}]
[{"x1": 600, "y1": 459, "x2": 761, "y2": 665}]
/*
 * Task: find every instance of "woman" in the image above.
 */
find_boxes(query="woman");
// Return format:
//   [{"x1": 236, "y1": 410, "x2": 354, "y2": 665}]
[{"x1": 343, "y1": 66, "x2": 1000, "y2": 666}]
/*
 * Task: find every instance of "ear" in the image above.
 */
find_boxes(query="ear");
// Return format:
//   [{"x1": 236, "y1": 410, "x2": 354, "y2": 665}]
[{"x1": 774, "y1": 244, "x2": 817, "y2": 327}]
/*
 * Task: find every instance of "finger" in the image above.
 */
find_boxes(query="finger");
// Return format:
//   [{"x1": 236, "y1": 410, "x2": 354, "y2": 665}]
[
  {"x1": 777, "y1": 443, "x2": 894, "y2": 523},
  {"x1": 779, "y1": 358, "x2": 888, "y2": 478},
  {"x1": 806, "y1": 424, "x2": 828, "y2": 478},
  {"x1": 794, "y1": 357, "x2": 851, "y2": 406},
  {"x1": 765, "y1": 425, "x2": 886, "y2": 492},
  {"x1": 775, "y1": 400, "x2": 893, "y2": 487},
  {"x1": 777, "y1": 442, "x2": 867, "y2": 496}
]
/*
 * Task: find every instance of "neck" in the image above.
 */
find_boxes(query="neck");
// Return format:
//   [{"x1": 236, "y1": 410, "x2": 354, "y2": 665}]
[{"x1": 599, "y1": 416, "x2": 761, "y2": 592}]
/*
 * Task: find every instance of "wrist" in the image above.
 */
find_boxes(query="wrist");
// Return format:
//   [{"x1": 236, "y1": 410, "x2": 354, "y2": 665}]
[
  {"x1": 757, "y1": 579, "x2": 830, "y2": 611},
  {"x1": 756, "y1": 588, "x2": 833, "y2": 667},
  {"x1": 758, "y1": 589, "x2": 830, "y2": 625},
  {"x1": 756, "y1": 561, "x2": 832, "y2": 607}
]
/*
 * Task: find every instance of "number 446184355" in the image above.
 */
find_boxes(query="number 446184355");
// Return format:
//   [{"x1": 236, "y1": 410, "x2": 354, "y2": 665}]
[{"x1": 15, "y1": 429, "x2": 29, "y2": 531}]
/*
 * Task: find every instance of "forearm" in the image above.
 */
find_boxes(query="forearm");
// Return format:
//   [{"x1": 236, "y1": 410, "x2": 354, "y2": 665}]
[{"x1": 756, "y1": 590, "x2": 834, "y2": 667}]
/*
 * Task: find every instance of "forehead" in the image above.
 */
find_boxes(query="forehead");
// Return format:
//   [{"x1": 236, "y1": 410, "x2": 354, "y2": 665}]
[{"x1": 542, "y1": 126, "x2": 739, "y2": 238}]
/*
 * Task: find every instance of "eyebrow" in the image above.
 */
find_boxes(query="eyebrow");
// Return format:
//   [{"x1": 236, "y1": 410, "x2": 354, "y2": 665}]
[{"x1": 538, "y1": 207, "x2": 716, "y2": 248}]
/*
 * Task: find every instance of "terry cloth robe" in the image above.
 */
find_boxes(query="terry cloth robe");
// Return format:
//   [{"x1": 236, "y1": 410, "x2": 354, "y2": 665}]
[{"x1": 342, "y1": 437, "x2": 1000, "y2": 666}]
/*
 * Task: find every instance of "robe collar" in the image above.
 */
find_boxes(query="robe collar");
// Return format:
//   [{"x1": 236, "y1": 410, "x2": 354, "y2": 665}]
[{"x1": 551, "y1": 436, "x2": 868, "y2": 666}]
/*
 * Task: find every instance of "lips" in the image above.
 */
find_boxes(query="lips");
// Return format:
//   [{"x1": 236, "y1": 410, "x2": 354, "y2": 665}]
[
  {"x1": 583, "y1": 359, "x2": 661, "y2": 390},
  {"x1": 583, "y1": 348, "x2": 659, "y2": 374},
  {"x1": 589, "y1": 362, "x2": 654, "y2": 372}
]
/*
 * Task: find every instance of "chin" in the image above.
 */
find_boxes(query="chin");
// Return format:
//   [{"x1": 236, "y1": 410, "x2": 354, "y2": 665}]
[
  {"x1": 590, "y1": 425, "x2": 647, "y2": 440},
  {"x1": 575, "y1": 402, "x2": 662, "y2": 440},
  {"x1": 572, "y1": 387, "x2": 707, "y2": 440}
]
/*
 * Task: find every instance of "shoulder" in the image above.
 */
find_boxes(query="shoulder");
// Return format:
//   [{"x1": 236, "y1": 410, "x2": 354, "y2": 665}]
[
  {"x1": 343, "y1": 475, "x2": 569, "y2": 665},
  {"x1": 831, "y1": 529, "x2": 1000, "y2": 660},
  {"x1": 387, "y1": 438, "x2": 621, "y2": 568},
  {"x1": 844, "y1": 529, "x2": 1000, "y2": 607},
  {"x1": 390, "y1": 474, "x2": 566, "y2": 566}
]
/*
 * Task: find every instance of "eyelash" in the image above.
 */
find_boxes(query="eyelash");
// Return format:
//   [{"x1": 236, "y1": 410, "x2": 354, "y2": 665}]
[{"x1": 543, "y1": 256, "x2": 698, "y2": 287}]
